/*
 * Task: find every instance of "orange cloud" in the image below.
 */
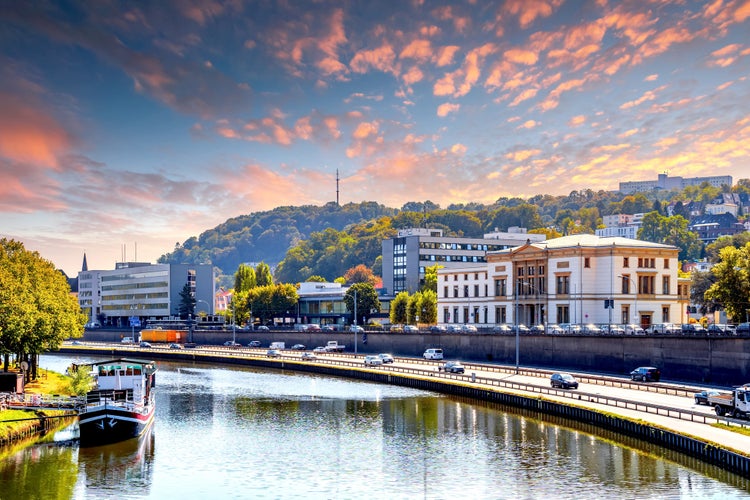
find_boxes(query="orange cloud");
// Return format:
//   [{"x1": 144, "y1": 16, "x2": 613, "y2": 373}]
[
  {"x1": 504, "y1": 0, "x2": 563, "y2": 29},
  {"x1": 568, "y1": 115, "x2": 586, "y2": 127},
  {"x1": 350, "y1": 44, "x2": 397, "y2": 75},
  {"x1": 436, "y1": 103, "x2": 460, "y2": 117},
  {"x1": 436, "y1": 45, "x2": 460, "y2": 66},
  {"x1": 352, "y1": 121, "x2": 379, "y2": 140},
  {"x1": 400, "y1": 40, "x2": 433, "y2": 61}
]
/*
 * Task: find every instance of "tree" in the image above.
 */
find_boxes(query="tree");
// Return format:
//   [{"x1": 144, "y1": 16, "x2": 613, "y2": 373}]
[
  {"x1": 306, "y1": 275, "x2": 327, "y2": 282},
  {"x1": 638, "y1": 212, "x2": 703, "y2": 261},
  {"x1": 420, "y1": 289, "x2": 438, "y2": 324},
  {"x1": 342, "y1": 264, "x2": 378, "y2": 286},
  {"x1": 705, "y1": 233, "x2": 750, "y2": 263},
  {"x1": 255, "y1": 262, "x2": 274, "y2": 286},
  {"x1": 234, "y1": 263, "x2": 256, "y2": 292},
  {"x1": 0, "y1": 239, "x2": 85, "y2": 378},
  {"x1": 407, "y1": 292, "x2": 422, "y2": 324},
  {"x1": 178, "y1": 283, "x2": 195, "y2": 319},
  {"x1": 690, "y1": 270, "x2": 721, "y2": 316},
  {"x1": 390, "y1": 291, "x2": 409, "y2": 325},
  {"x1": 704, "y1": 244, "x2": 750, "y2": 323},
  {"x1": 343, "y1": 282, "x2": 380, "y2": 325},
  {"x1": 422, "y1": 265, "x2": 442, "y2": 293}
]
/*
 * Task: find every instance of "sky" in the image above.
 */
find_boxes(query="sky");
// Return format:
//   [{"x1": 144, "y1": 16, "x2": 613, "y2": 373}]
[{"x1": 1, "y1": 0, "x2": 749, "y2": 277}]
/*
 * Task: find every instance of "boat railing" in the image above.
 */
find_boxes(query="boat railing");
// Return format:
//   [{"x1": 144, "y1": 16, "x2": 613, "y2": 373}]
[{"x1": 83, "y1": 389, "x2": 135, "y2": 409}]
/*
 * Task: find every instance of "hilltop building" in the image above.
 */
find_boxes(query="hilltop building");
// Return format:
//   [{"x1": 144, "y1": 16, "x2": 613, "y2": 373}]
[
  {"x1": 437, "y1": 234, "x2": 680, "y2": 329},
  {"x1": 619, "y1": 173, "x2": 732, "y2": 194},
  {"x1": 78, "y1": 261, "x2": 215, "y2": 327},
  {"x1": 381, "y1": 227, "x2": 545, "y2": 295}
]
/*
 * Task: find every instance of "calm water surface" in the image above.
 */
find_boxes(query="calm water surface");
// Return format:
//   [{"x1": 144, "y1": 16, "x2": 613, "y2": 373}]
[{"x1": 1, "y1": 354, "x2": 749, "y2": 499}]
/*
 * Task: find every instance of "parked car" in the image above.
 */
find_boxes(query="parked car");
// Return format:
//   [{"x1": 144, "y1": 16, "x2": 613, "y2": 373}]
[
  {"x1": 647, "y1": 323, "x2": 679, "y2": 335},
  {"x1": 582, "y1": 324, "x2": 602, "y2": 334},
  {"x1": 256, "y1": 325, "x2": 270, "y2": 331},
  {"x1": 492, "y1": 324, "x2": 512, "y2": 334},
  {"x1": 441, "y1": 361, "x2": 465, "y2": 374},
  {"x1": 291, "y1": 344, "x2": 306, "y2": 350},
  {"x1": 681, "y1": 323, "x2": 706, "y2": 335},
  {"x1": 305, "y1": 324, "x2": 321, "y2": 332},
  {"x1": 564, "y1": 324, "x2": 582, "y2": 334},
  {"x1": 85, "y1": 321, "x2": 101, "y2": 329},
  {"x1": 404, "y1": 325, "x2": 419, "y2": 333},
  {"x1": 169, "y1": 343, "x2": 183, "y2": 350},
  {"x1": 300, "y1": 352, "x2": 317, "y2": 361},
  {"x1": 550, "y1": 373, "x2": 579, "y2": 389},
  {"x1": 530, "y1": 324, "x2": 545, "y2": 334},
  {"x1": 605, "y1": 324, "x2": 625, "y2": 335},
  {"x1": 139, "y1": 341, "x2": 152, "y2": 348},
  {"x1": 461, "y1": 324, "x2": 478, "y2": 333},
  {"x1": 624, "y1": 324, "x2": 645, "y2": 335},
  {"x1": 389, "y1": 324, "x2": 404, "y2": 333},
  {"x1": 694, "y1": 390, "x2": 720, "y2": 405},
  {"x1": 423, "y1": 348, "x2": 444, "y2": 360},
  {"x1": 429, "y1": 325, "x2": 447, "y2": 333},
  {"x1": 630, "y1": 366, "x2": 661, "y2": 382},
  {"x1": 321, "y1": 325, "x2": 336, "y2": 332},
  {"x1": 707, "y1": 324, "x2": 734, "y2": 335},
  {"x1": 547, "y1": 324, "x2": 565, "y2": 334},
  {"x1": 71, "y1": 340, "x2": 83, "y2": 345},
  {"x1": 248, "y1": 340, "x2": 261, "y2": 348},
  {"x1": 121, "y1": 337, "x2": 134, "y2": 344},
  {"x1": 736, "y1": 323, "x2": 750, "y2": 335},
  {"x1": 446, "y1": 324, "x2": 463, "y2": 333},
  {"x1": 266, "y1": 349, "x2": 282, "y2": 358},
  {"x1": 349, "y1": 325, "x2": 364, "y2": 332},
  {"x1": 223, "y1": 341, "x2": 241, "y2": 347},
  {"x1": 378, "y1": 353, "x2": 394, "y2": 363},
  {"x1": 313, "y1": 346, "x2": 327, "y2": 353},
  {"x1": 512, "y1": 324, "x2": 530, "y2": 334},
  {"x1": 364, "y1": 355, "x2": 383, "y2": 366}
]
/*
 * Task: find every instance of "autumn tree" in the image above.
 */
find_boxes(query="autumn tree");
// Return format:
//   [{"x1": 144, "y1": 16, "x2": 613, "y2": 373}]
[
  {"x1": 420, "y1": 289, "x2": 438, "y2": 324},
  {"x1": 342, "y1": 264, "x2": 378, "y2": 286},
  {"x1": 421, "y1": 264, "x2": 442, "y2": 293},
  {"x1": 255, "y1": 262, "x2": 274, "y2": 287}
]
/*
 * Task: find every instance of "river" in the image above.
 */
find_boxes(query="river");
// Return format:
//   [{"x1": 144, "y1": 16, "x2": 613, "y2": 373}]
[{"x1": 1, "y1": 354, "x2": 749, "y2": 499}]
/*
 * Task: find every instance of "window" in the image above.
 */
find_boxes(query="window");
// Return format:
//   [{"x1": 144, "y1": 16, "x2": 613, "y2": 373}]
[
  {"x1": 496, "y1": 306, "x2": 506, "y2": 324},
  {"x1": 622, "y1": 306, "x2": 630, "y2": 324},
  {"x1": 528, "y1": 266, "x2": 535, "y2": 276},
  {"x1": 584, "y1": 257, "x2": 590, "y2": 268},
  {"x1": 662, "y1": 306, "x2": 670, "y2": 323},
  {"x1": 638, "y1": 275, "x2": 655, "y2": 294},
  {"x1": 556, "y1": 275, "x2": 569, "y2": 294},
  {"x1": 454, "y1": 275, "x2": 458, "y2": 281},
  {"x1": 464, "y1": 285, "x2": 470, "y2": 297},
  {"x1": 443, "y1": 286, "x2": 448, "y2": 298},
  {"x1": 662, "y1": 276, "x2": 670, "y2": 295},
  {"x1": 557, "y1": 305, "x2": 569, "y2": 324},
  {"x1": 621, "y1": 276, "x2": 630, "y2": 294},
  {"x1": 474, "y1": 284, "x2": 479, "y2": 297},
  {"x1": 453, "y1": 286, "x2": 459, "y2": 298},
  {"x1": 495, "y1": 279, "x2": 506, "y2": 296},
  {"x1": 623, "y1": 257, "x2": 629, "y2": 268}
]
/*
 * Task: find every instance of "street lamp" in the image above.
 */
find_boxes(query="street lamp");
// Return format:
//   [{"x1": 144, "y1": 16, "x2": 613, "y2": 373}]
[
  {"x1": 619, "y1": 275, "x2": 638, "y2": 328},
  {"x1": 353, "y1": 288, "x2": 358, "y2": 355}
]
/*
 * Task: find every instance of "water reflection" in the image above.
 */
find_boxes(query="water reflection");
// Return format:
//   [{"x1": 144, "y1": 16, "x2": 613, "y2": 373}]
[{"x1": 2, "y1": 355, "x2": 747, "y2": 499}]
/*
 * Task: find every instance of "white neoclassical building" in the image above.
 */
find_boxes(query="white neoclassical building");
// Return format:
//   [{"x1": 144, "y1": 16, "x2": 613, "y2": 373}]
[{"x1": 438, "y1": 234, "x2": 681, "y2": 329}]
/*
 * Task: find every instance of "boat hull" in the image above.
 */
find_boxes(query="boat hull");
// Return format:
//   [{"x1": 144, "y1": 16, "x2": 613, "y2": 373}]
[{"x1": 78, "y1": 403, "x2": 155, "y2": 447}]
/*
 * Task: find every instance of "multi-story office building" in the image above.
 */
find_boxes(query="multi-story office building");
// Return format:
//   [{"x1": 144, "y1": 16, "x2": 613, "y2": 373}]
[
  {"x1": 438, "y1": 234, "x2": 680, "y2": 329},
  {"x1": 619, "y1": 173, "x2": 732, "y2": 194},
  {"x1": 78, "y1": 261, "x2": 215, "y2": 327},
  {"x1": 382, "y1": 227, "x2": 544, "y2": 295}
]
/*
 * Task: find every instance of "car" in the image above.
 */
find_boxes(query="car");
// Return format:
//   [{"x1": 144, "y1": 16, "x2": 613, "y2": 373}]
[
  {"x1": 461, "y1": 324, "x2": 477, "y2": 333},
  {"x1": 550, "y1": 373, "x2": 579, "y2": 389},
  {"x1": 423, "y1": 348, "x2": 444, "y2": 360},
  {"x1": 530, "y1": 324, "x2": 546, "y2": 334},
  {"x1": 300, "y1": 352, "x2": 317, "y2": 361},
  {"x1": 647, "y1": 323, "x2": 680, "y2": 335},
  {"x1": 630, "y1": 366, "x2": 661, "y2": 382},
  {"x1": 223, "y1": 341, "x2": 241, "y2": 347},
  {"x1": 85, "y1": 321, "x2": 101, "y2": 329},
  {"x1": 429, "y1": 325, "x2": 447, "y2": 333},
  {"x1": 169, "y1": 343, "x2": 183, "y2": 350},
  {"x1": 378, "y1": 353, "x2": 394, "y2": 363},
  {"x1": 349, "y1": 325, "x2": 364, "y2": 332},
  {"x1": 682, "y1": 323, "x2": 706, "y2": 335},
  {"x1": 313, "y1": 346, "x2": 327, "y2": 353},
  {"x1": 582, "y1": 324, "x2": 602, "y2": 334},
  {"x1": 322, "y1": 325, "x2": 336, "y2": 332},
  {"x1": 266, "y1": 349, "x2": 281, "y2": 358},
  {"x1": 121, "y1": 337, "x2": 134, "y2": 344},
  {"x1": 139, "y1": 341, "x2": 152, "y2": 348},
  {"x1": 389, "y1": 324, "x2": 404, "y2": 333},
  {"x1": 694, "y1": 390, "x2": 720, "y2": 405},
  {"x1": 291, "y1": 344, "x2": 306, "y2": 350},
  {"x1": 71, "y1": 340, "x2": 83, "y2": 345},
  {"x1": 512, "y1": 324, "x2": 530, "y2": 334},
  {"x1": 564, "y1": 324, "x2": 581, "y2": 334},
  {"x1": 305, "y1": 324, "x2": 321, "y2": 332},
  {"x1": 404, "y1": 325, "x2": 419, "y2": 333},
  {"x1": 446, "y1": 324, "x2": 463, "y2": 333},
  {"x1": 624, "y1": 324, "x2": 645, "y2": 335},
  {"x1": 547, "y1": 324, "x2": 564, "y2": 334},
  {"x1": 707, "y1": 324, "x2": 734, "y2": 335},
  {"x1": 605, "y1": 324, "x2": 625, "y2": 335},
  {"x1": 364, "y1": 355, "x2": 383, "y2": 366},
  {"x1": 736, "y1": 323, "x2": 750, "y2": 335},
  {"x1": 492, "y1": 324, "x2": 512, "y2": 334},
  {"x1": 441, "y1": 361, "x2": 465, "y2": 373},
  {"x1": 248, "y1": 340, "x2": 261, "y2": 348},
  {"x1": 256, "y1": 325, "x2": 270, "y2": 331}
]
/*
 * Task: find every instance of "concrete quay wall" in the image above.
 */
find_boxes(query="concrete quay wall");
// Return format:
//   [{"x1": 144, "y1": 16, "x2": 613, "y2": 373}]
[{"x1": 83, "y1": 329, "x2": 750, "y2": 386}]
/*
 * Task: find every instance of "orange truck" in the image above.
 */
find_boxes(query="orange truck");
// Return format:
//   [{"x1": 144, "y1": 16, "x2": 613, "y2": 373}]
[{"x1": 139, "y1": 328, "x2": 183, "y2": 343}]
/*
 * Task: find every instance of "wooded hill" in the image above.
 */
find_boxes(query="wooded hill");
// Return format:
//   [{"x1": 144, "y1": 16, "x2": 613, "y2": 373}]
[{"x1": 158, "y1": 182, "x2": 749, "y2": 286}]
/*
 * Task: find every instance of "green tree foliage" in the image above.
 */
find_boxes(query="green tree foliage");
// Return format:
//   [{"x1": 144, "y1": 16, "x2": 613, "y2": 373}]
[
  {"x1": 638, "y1": 212, "x2": 702, "y2": 261},
  {"x1": 485, "y1": 204, "x2": 543, "y2": 233},
  {"x1": 690, "y1": 270, "x2": 721, "y2": 316},
  {"x1": 705, "y1": 233, "x2": 750, "y2": 263},
  {"x1": 422, "y1": 265, "x2": 442, "y2": 293},
  {"x1": 704, "y1": 244, "x2": 750, "y2": 323},
  {"x1": 244, "y1": 284, "x2": 298, "y2": 325},
  {"x1": 177, "y1": 283, "x2": 195, "y2": 319},
  {"x1": 0, "y1": 239, "x2": 85, "y2": 377},
  {"x1": 68, "y1": 364, "x2": 95, "y2": 396},
  {"x1": 255, "y1": 262, "x2": 273, "y2": 286},
  {"x1": 420, "y1": 289, "x2": 438, "y2": 324},
  {"x1": 234, "y1": 263, "x2": 256, "y2": 292},
  {"x1": 343, "y1": 283, "x2": 380, "y2": 324},
  {"x1": 390, "y1": 291, "x2": 409, "y2": 325},
  {"x1": 306, "y1": 275, "x2": 327, "y2": 282},
  {"x1": 407, "y1": 292, "x2": 422, "y2": 324}
]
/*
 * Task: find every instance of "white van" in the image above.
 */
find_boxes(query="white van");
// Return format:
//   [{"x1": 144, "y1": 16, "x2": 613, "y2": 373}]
[
  {"x1": 121, "y1": 337, "x2": 134, "y2": 344},
  {"x1": 269, "y1": 341, "x2": 285, "y2": 350},
  {"x1": 423, "y1": 348, "x2": 443, "y2": 360}
]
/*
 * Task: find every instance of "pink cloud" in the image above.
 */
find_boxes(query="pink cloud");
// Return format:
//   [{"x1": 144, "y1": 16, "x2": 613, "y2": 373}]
[
  {"x1": 400, "y1": 39, "x2": 433, "y2": 61},
  {"x1": 436, "y1": 103, "x2": 460, "y2": 117},
  {"x1": 503, "y1": 0, "x2": 563, "y2": 29},
  {"x1": 568, "y1": 115, "x2": 586, "y2": 127},
  {"x1": 350, "y1": 44, "x2": 398, "y2": 75},
  {"x1": 435, "y1": 45, "x2": 460, "y2": 66}
]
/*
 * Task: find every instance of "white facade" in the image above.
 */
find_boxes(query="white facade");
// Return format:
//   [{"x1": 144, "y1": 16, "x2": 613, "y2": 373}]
[{"x1": 438, "y1": 235, "x2": 680, "y2": 329}]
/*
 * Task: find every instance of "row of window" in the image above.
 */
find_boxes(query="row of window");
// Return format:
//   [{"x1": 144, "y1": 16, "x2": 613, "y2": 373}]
[{"x1": 439, "y1": 304, "x2": 674, "y2": 325}]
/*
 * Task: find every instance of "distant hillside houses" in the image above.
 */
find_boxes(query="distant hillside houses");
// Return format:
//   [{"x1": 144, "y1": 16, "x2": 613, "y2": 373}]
[{"x1": 619, "y1": 173, "x2": 733, "y2": 194}]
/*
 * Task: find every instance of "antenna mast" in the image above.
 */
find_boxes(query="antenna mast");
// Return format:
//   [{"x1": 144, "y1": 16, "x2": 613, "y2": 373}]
[{"x1": 336, "y1": 169, "x2": 340, "y2": 206}]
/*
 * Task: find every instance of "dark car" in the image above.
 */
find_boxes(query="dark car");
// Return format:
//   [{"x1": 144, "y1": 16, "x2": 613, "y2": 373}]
[
  {"x1": 139, "y1": 341, "x2": 152, "y2": 348},
  {"x1": 248, "y1": 340, "x2": 261, "y2": 348},
  {"x1": 630, "y1": 366, "x2": 661, "y2": 382},
  {"x1": 550, "y1": 372, "x2": 579, "y2": 389},
  {"x1": 694, "y1": 390, "x2": 720, "y2": 405},
  {"x1": 736, "y1": 323, "x2": 750, "y2": 335},
  {"x1": 441, "y1": 361, "x2": 465, "y2": 374},
  {"x1": 291, "y1": 344, "x2": 306, "y2": 350}
]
